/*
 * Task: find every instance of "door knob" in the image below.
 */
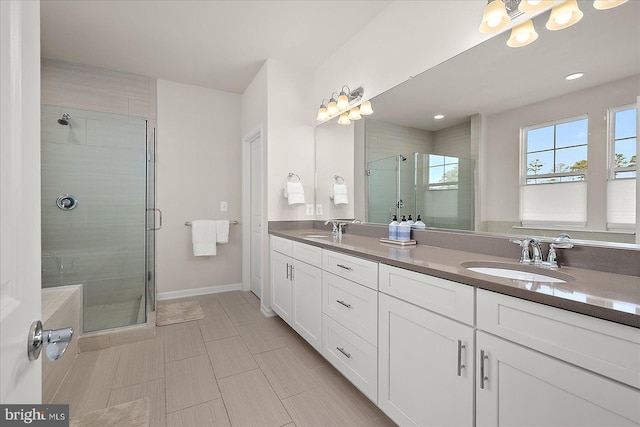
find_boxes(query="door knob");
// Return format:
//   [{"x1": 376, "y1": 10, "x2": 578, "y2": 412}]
[{"x1": 27, "y1": 320, "x2": 74, "y2": 362}]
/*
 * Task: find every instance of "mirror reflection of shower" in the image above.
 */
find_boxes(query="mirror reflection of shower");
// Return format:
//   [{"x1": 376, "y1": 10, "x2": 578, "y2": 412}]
[{"x1": 57, "y1": 113, "x2": 71, "y2": 126}]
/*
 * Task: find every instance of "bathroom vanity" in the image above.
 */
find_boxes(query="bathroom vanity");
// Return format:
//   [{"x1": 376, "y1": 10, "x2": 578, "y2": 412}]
[{"x1": 269, "y1": 228, "x2": 640, "y2": 427}]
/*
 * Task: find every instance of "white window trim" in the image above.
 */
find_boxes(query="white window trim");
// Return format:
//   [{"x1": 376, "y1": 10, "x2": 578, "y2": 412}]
[
  {"x1": 520, "y1": 114, "x2": 589, "y2": 186},
  {"x1": 607, "y1": 103, "x2": 637, "y2": 181}
]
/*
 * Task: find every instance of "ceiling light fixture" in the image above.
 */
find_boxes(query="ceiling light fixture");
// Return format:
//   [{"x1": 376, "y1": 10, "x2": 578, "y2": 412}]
[
  {"x1": 434, "y1": 114, "x2": 445, "y2": 120},
  {"x1": 565, "y1": 72, "x2": 584, "y2": 80},
  {"x1": 593, "y1": 0, "x2": 628, "y2": 10},
  {"x1": 479, "y1": 0, "x2": 511, "y2": 33},
  {"x1": 316, "y1": 86, "x2": 371, "y2": 124},
  {"x1": 546, "y1": 0, "x2": 583, "y2": 30}
]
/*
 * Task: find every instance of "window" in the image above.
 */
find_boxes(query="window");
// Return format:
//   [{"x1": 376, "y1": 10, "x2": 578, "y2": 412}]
[
  {"x1": 427, "y1": 155, "x2": 458, "y2": 190},
  {"x1": 523, "y1": 116, "x2": 588, "y2": 184},
  {"x1": 610, "y1": 105, "x2": 637, "y2": 179}
]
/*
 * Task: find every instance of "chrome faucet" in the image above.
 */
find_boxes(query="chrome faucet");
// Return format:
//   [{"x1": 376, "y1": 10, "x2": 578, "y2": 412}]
[
  {"x1": 324, "y1": 219, "x2": 352, "y2": 238},
  {"x1": 510, "y1": 234, "x2": 574, "y2": 268}
]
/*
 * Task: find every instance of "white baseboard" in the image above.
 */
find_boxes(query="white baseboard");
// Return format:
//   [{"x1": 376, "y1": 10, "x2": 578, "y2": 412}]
[
  {"x1": 157, "y1": 283, "x2": 242, "y2": 301},
  {"x1": 261, "y1": 304, "x2": 276, "y2": 317}
]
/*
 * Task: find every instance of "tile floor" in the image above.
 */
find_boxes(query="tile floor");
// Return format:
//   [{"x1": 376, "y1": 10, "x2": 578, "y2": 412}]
[{"x1": 54, "y1": 290, "x2": 396, "y2": 426}]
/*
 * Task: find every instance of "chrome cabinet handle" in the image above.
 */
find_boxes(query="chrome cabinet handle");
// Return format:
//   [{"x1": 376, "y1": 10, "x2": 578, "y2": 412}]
[
  {"x1": 290, "y1": 265, "x2": 294, "y2": 280},
  {"x1": 480, "y1": 350, "x2": 489, "y2": 389},
  {"x1": 336, "y1": 347, "x2": 351, "y2": 359},
  {"x1": 336, "y1": 300, "x2": 352, "y2": 308},
  {"x1": 457, "y1": 340, "x2": 466, "y2": 376},
  {"x1": 336, "y1": 264, "x2": 353, "y2": 271},
  {"x1": 286, "y1": 263, "x2": 289, "y2": 279}
]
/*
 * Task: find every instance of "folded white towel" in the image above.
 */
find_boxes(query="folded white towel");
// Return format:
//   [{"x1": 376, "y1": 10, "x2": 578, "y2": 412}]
[
  {"x1": 216, "y1": 220, "x2": 229, "y2": 244},
  {"x1": 191, "y1": 220, "x2": 216, "y2": 256},
  {"x1": 285, "y1": 181, "x2": 305, "y2": 205},
  {"x1": 332, "y1": 183, "x2": 349, "y2": 206}
]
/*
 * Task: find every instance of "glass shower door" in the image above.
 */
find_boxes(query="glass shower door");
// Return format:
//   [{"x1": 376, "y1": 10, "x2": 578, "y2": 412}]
[
  {"x1": 367, "y1": 155, "x2": 398, "y2": 224},
  {"x1": 41, "y1": 105, "x2": 149, "y2": 332}
]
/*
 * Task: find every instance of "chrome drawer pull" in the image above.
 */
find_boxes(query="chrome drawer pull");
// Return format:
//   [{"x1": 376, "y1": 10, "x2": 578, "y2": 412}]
[
  {"x1": 457, "y1": 340, "x2": 466, "y2": 377},
  {"x1": 336, "y1": 264, "x2": 353, "y2": 271},
  {"x1": 336, "y1": 300, "x2": 352, "y2": 308},
  {"x1": 286, "y1": 263, "x2": 290, "y2": 279},
  {"x1": 480, "y1": 350, "x2": 489, "y2": 389},
  {"x1": 336, "y1": 347, "x2": 352, "y2": 359}
]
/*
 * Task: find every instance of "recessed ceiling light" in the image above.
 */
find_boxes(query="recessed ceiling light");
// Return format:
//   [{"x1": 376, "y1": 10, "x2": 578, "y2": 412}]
[
  {"x1": 565, "y1": 72, "x2": 584, "y2": 81},
  {"x1": 434, "y1": 114, "x2": 444, "y2": 120}
]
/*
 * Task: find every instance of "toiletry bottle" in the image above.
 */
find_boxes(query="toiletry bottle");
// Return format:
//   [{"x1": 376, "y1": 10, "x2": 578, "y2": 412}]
[
  {"x1": 389, "y1": 215, "x2": 399, "y2": 240},
  {"x1": 407, "y1": 214, "x2": 415, "y2": 226},
  {"x1": 398, "y1": 216, "x2": 410, "y2": 242},
  {"x1": 413, "y1": 214, "x2": 426, "y2": 230}
]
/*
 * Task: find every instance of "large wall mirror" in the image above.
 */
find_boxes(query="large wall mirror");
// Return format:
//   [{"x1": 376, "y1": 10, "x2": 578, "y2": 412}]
[{"x1": 315, "y1": 1, "x2": 639, "y2": 245}]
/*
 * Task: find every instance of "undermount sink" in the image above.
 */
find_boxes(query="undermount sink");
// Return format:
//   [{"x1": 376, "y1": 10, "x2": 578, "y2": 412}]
[
  {"x1": 300, "y1": 232, "x2": 332, "y2": 238},
  {"x1": 461, "y1": 261, "x2": 573, "y2": 283}
]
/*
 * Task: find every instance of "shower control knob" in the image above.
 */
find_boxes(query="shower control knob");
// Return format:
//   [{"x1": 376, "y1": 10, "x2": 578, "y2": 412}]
[{"x1": 56, "y1": 194, "x2": 78, "y2": 211}]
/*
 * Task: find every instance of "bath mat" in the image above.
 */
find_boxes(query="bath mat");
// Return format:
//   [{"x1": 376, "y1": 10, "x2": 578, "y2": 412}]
[
  {"x1": 70, "y1": 397, "x2": 150, "y2": 427},
  {"x1": 156, "y1": 301, "x2": 204, "y2": 326}
]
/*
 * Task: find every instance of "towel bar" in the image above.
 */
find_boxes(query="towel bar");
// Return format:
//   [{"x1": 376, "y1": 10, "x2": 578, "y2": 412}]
[{"x1": 185, "y1": 220, "x2": 239, "y2": 226}]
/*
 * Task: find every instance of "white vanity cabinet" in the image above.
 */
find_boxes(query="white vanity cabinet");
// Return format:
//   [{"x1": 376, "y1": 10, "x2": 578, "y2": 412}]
[
  {"x1": 270, "y1": 235, "x2": 323, "y2": 352},
  {"x1": 378, "y1": 264, "x2": 475, "y2": 426},
  {"x1": 321, "y1": 249, "x2": 379, "y2": 402},
  {"x1": 476, "y1": 290, "x2": 640, "y2": 427}
]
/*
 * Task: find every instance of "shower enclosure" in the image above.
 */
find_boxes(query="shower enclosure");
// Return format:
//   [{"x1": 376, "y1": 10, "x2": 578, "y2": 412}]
[
  {"x1": 367, "y1": 152, "x2": 475, "y2": 230},
  {"x1": 41, "y1": 105, "x2": 156, "y2": 332}
]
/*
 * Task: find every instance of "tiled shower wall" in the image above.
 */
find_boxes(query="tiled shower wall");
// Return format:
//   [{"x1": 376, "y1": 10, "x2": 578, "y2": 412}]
[{"x1": 41, "y1": 59, "x2": 157, "y2": 332}]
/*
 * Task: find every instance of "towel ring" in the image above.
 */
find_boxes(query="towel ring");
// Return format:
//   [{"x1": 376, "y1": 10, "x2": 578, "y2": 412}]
[
  {"x1": 287, "y1": 172, "x2": 301, "y2": 182},
  {"x1": 333, "y1": 175, "x2": 345, "y2": 184}
]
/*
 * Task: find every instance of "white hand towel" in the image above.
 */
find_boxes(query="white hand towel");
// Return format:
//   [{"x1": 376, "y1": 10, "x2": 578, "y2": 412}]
[
  {"x1": 216, "y1": 220, "x2": 229, "y2": 244},
  {"x1": 191, "y1": 220, "x2": 217, "y2": 256},
  {"x1": 285, "y1": 181, "x2": 305, "y2": 205},
  {"x1": 332, "y1": 183, "x2": 349, "y2": 206}
]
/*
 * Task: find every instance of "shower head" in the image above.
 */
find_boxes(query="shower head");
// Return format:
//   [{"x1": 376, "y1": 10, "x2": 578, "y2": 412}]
[
  {"x1": 57, "y1": 113, "x2": 71, "y2": 126},
  {"x1": 400, "y1": 155, "x2": 407, "y2": 161}
]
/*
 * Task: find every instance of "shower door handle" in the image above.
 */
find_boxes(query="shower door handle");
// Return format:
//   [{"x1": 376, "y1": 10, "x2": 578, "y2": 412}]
[{"x1": 147, "y1": 208, "x2": 162, "y2": 231}]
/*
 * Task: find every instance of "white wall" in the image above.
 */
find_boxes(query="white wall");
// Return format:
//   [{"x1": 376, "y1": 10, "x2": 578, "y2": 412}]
[
  {"x1": 156, "y1": 80, "x2": 242, "y2": 295},
  {"x1": 482, "y1": 75, "x2": 639, "y2": 230}
]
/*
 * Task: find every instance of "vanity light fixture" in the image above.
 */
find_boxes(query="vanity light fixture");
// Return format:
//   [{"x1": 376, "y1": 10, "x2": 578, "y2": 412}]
[
  {"x1": 479, "y1": 0, "x2": 511, "y2": 33},
  {"x1": 434, "y1": 114, "x2": 445, "y2": 120},
  {"x1": 518, "y1": 0, "x2": 553, "y2": 12},
  {"x1": 316, "y1": 86, "x2": 369, "y2": 124},
  {"x1": 593, "y1": 0, "x2": 628, "y2": 10},
  {"x1": 565, "y1": 72, "x2": 584, "y2": 80},
  {"x1": 507, "y1": 19, "x2": 538, "y2": 47},
  {"x1": 546, "y1": 0, "x2": 583, "y2": 31}
]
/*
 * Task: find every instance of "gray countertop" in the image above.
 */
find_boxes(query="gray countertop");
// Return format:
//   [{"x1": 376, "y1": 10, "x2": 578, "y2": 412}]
[{"x1": 270, "y1": 228, "x2": 640, "y2": 329}]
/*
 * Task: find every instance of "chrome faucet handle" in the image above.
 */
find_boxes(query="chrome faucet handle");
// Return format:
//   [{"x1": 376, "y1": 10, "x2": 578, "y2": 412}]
[
  {"x1": 530, "y1": 238, "x2": 543, "y2": 265},
  {"x1": 509, "y1": 238, "x2": 532, "y2": 264}
]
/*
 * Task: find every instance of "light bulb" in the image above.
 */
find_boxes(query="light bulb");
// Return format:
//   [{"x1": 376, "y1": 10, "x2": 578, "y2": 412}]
[
  {"x1": 479, "y1": 0, "x2": 510, "y2": 33},
  {"x1": 316, "y1": 106, "x2": 328, "y2": 121},
  {"x1": 337, "y1": 93, "x2": 349, "y2": 109},
  {"x1": 348, "y1": 107, "x2": 362, "y2": 120},
  {"x1": 507, "y1": 20, "x2": 538, "y2": 47},
  {"x1": 327, "y1": 100, "x2": 338, "y2": 115},
  {"x1": 518, "y1": 0, "x2": 552, "y2": 12},
  {"x1": 338, "y1": 112, "x2": 351, "y2": 125},
  {"x1": 359, "y1": 101, "x2": 374, "y2": 115},
  {"x1": 593, "y1": 0, "x2": 628, "y2": 10},
  {"x1": 546, "y1": 0, "x2": 583, "y2": 30}
]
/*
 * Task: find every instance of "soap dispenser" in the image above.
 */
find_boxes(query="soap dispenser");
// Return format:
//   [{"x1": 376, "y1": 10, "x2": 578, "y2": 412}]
[
  {"x1": 398, "y1": 215, "x2": 411, "y2": 242},
  {"x1": 389, "y1": 215, "x2": 399, "y2": 240},
  {"x1": 407, "y1": 214, "x2": 415, "y2": 226},
  {"x1": 413, "y1": 214, "x2": 426, "y2": 230}
]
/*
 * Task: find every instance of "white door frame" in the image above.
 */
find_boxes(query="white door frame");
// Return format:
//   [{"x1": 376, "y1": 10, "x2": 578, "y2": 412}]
[{"x1": 0, "y1": 0, "x2": 42, "y2": 403}]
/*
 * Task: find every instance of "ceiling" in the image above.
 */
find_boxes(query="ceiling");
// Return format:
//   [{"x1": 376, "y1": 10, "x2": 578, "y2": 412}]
[
  {"x1": 370, "y1": 1, "x2": 640, "y2": 131},
  {"x1": 40, "y1": 0, "x2": 392, "y2": 94}
]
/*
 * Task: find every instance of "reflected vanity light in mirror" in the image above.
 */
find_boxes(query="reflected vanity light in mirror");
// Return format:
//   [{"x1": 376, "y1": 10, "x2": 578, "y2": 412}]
[
  {"x1": 479, "y1": 0, "x2": 510, "y2": 33},
  {"x1": 360, "y1": 101, "x2": 374, "y2": 115},
  {"x1": 507, "y1": 19, "x2": 539, "y2": 47},
  {"x1": 518, "y1": 0, "x2": 553, "y2": 12},
  {"x1": 593, "y1": 0, "x2": 628, "y2": 10},
  {"x1": 546, "y1": 0, "x2": 583, "y2": 30},
  {"x1": 338, "y1": 112, "x2": 351, "y2": 125}
]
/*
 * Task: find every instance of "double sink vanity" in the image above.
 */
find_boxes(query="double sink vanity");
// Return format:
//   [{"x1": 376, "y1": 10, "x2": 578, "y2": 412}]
[{"x1": 269, "y1": 223, "x2": 640, "y2": 426}]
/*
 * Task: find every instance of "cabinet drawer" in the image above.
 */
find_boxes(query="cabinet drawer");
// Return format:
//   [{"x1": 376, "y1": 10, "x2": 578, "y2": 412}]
[
  {"x1": 292, "y1": 241, "x2": 322, "y2": 268},
  {"x1": 322, "y1": 315, "x2": 377, "y2": 403},
  {"x1": 322, "y1": 272, "x2": 378, "y2": 345},
  {"x1": 271, "y1": 235, "x2": 293, "y2": 256},
  {"x1": 323, "y1": 250, "x2": 378, "y2": 290},
  {"x1": 379, "y1": 263, "x2": 474, "y2": 325},
  {"x1": 477, "y1": 289, "x2": 640, "y2": 389}
]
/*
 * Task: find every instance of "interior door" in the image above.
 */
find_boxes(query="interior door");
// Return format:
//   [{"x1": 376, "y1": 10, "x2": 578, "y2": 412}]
[
  {"x1": 0, "y1": 0, "x2": 43, "y2": 403},
  {"x1": 250, "y1": 135, "x2": 262, "y2": 298}
]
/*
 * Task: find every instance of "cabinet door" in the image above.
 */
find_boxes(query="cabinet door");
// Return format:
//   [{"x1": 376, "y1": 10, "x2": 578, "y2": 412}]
[
  {"x1": 378, "y1": 293, "x2": 474, "y2": 427},
  {"x1": 270, "y1": 250, "x2": 292, "y2": 325},
  {"x1": 476, "y1": 331, "x2": 640, "y2": 427},
  {"x1": 291, "y1": 260, "x2": 322, "y2": 352}
]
